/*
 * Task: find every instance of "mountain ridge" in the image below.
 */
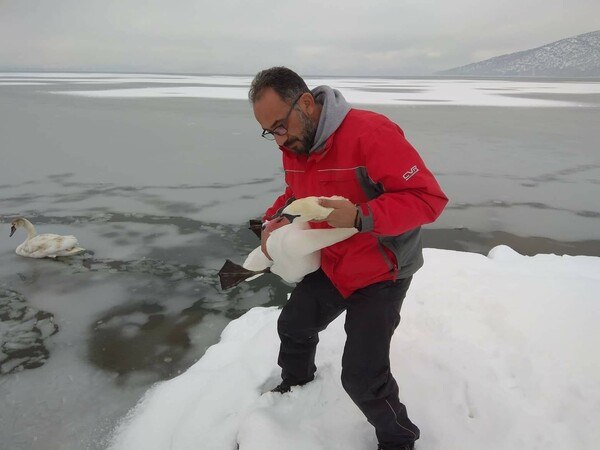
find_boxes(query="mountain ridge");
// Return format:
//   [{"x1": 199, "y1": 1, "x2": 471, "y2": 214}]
[{"x1": 439, "y1": 30, "x2": 600, "y2": 77}]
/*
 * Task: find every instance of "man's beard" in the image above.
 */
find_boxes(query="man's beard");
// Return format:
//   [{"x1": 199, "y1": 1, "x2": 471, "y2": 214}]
[{"x1": 285, "y1": 110, "x2": 317, "y2": 155}]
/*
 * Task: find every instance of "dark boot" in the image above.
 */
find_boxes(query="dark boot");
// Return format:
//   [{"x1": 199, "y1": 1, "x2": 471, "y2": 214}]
[{"x1": 270, "y1": 376, "x2": 314, "y2": 394}]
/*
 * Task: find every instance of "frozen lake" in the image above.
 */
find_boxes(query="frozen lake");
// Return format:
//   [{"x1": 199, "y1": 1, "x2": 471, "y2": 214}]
[{"x1": 1, "y1": 73, "x2": 599, "y2": 450}]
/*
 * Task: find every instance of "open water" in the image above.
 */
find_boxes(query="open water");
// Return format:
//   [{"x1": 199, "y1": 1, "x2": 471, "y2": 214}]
[{"x1": 1, "y1": 74, "x2": 599, "y2": 450}]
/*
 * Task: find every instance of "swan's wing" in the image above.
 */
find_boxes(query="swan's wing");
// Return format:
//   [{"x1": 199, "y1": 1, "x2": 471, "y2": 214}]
[
  {"x1": 266, "y1": 225, "x2": 320, "y2": 283},
  {"x1": 279, "y1": 228, "x2": 358, "y2": 256},
  {"x1": 55, "y1": 246, "x2": 86, "y2": 256},
  {"x1": 243, "y1": 246, "x2": 273, "y2": 271},
  {"x1": 24, "y1": 234, "x2": 84, "y2": 258},
  {"x1": 16, "y1": 243, "x2": 46, "y2": 258},
  {"x1": 270, "y1": 252, "x2": 320, "y2": 283}
]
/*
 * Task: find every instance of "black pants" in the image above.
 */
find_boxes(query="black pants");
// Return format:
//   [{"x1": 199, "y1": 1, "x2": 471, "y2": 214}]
[{"x1": 277, "y1": 269, "x2": 420, "y2": 448}]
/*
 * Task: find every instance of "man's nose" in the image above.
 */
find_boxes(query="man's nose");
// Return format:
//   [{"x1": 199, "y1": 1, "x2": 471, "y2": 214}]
[{"x1": 274, "y1": 133, "x2": 287, "y2": 146}]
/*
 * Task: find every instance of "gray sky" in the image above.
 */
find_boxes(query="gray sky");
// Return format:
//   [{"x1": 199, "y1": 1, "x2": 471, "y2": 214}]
[{"x1": 1, "y1": 0, "x2": 598, "y2": 75}]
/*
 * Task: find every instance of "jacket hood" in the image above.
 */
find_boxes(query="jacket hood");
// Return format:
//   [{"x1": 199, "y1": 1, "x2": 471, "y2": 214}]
[{"x1": 309, "y1": 86, "x2": 351, "y2": 153}]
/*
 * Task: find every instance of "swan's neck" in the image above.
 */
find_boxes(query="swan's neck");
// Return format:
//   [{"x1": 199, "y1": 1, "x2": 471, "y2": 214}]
[{"x1": 21, "y1": 219, "x2": 38, "y2": 240}]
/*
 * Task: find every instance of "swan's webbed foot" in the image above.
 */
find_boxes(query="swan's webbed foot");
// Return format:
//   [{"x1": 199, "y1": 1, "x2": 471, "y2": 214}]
[
  {"x1": 248, "y1": 219, "x2": 262, "y2": 239},
  {"x1": 218, "y1": 259, "x2": 267, "y2": 290}
]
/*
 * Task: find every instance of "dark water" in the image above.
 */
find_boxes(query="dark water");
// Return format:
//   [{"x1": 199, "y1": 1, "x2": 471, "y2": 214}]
[{"x1": 0, "y1": 76, "x2": 599, "y2": 450}]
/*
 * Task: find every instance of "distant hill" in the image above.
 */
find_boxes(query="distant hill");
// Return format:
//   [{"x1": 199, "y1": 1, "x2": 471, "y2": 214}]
[{"x1": 439, "y1": 30, "x2": 600, "y2": 77}]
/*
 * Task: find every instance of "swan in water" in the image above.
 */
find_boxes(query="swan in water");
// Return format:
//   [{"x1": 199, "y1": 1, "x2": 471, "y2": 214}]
[
  {"x1": 219, "y1": 196, "x2": 357, "y2": 289},
  {"x1": 9, "y1": 217, "x2": 85, "y2": 258}
]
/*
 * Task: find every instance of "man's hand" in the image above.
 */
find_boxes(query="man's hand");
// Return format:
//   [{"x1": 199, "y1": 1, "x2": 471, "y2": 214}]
[
  {"x1": 261, "y1": 216, "x2": 290, "y2": 260},
  {"x1": 317, "y1": 198, "x2": 357, "y2": 228}
]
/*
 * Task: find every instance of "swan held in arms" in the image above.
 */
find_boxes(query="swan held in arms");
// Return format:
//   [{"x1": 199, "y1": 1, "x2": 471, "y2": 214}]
[
  {"x1": 9, "y1": 217, "x2": 85, "y2": 258},
  {"x1": 218, "y1": 196, "x2": 358, "y2": 289}
]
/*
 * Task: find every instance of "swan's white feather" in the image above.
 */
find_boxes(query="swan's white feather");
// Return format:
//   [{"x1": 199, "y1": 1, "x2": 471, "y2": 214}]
[
  {"x1": 16, "y1": 234, "x2": 84, "y2": 258},
  {"x1": 241, "y1": 197, "x2": 357, "y2": 284},
  {"x1": 243, "y1": 246, "x2": 273, "y2": 272},
  {"x1": 10, "y1": 218, "x2": 85, "y2": 259}
]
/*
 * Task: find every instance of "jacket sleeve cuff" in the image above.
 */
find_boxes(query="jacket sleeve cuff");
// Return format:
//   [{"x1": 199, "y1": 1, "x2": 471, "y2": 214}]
[{"x1": 356, "y1": 203, "x2": 374, "y2": 232}]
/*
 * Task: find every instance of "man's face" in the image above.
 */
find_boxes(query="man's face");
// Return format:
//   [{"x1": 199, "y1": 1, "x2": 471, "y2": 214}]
[{"x1": 253, "y1": 88, "x2": 317, "y2": 155}]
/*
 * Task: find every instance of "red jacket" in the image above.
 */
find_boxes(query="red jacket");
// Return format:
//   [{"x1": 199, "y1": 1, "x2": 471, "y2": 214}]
[{"x1": 264, "y1": 108, "x2": 448, "y2": 297}]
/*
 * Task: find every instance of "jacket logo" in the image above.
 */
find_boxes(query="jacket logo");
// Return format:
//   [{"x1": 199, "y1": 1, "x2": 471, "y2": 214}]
[{"x1": 403, "y1": 165, "x2": 419, "y2": 181}]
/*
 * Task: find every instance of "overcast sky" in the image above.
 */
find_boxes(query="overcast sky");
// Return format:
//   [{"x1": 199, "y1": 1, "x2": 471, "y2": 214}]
[{"x1": 1, "y1": 0, "x2": 598, "y2": 76}]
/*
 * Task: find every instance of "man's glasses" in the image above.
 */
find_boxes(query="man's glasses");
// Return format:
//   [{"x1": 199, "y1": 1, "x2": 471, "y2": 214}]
[{"x1": 261, "y1": 94, "x2": 303, "y2": 140}]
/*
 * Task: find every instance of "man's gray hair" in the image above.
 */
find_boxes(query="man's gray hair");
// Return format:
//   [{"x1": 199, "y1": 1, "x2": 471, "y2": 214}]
[{"x1": 248, "y1": 66, "x2": 310, "y2": 104}]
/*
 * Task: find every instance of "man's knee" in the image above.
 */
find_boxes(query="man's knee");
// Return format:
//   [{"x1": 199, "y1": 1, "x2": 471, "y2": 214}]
[
  {"x1": 341, "y1": 367, "x2": 369, "y2": 400},
  {"x1": 277, "y1": 315, "x2": 318, "y2": 344},
  {"x1": 341, "y1": 367, "x2": 396, "y2": 402},
  {"x1": 277, "y1": 301, "x2": 302, "y2": 333}
]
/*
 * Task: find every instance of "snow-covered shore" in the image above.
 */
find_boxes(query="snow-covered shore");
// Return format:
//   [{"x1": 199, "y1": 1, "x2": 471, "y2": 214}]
[{"x1": 108, "y1": 246, "x2": 600, "y2": 450}]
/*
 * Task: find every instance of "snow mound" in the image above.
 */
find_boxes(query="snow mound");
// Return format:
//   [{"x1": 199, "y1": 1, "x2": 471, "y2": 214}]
[
  {"x1": 109, "y1": 247, "x2": 600, "y2": 450},
  {"x1": 487, "y1": 244, "x2": 523, "y2": 260}
]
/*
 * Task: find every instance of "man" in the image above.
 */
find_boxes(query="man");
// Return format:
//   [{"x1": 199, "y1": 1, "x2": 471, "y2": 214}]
[{"x1": 249, "y1": 67, "x2": 448, "y2": 450}]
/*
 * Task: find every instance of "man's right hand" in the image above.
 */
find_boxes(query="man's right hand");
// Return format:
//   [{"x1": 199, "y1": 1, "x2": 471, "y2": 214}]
[{"x1": 261, "y1": 217, "x2": 290, "y2": 260}]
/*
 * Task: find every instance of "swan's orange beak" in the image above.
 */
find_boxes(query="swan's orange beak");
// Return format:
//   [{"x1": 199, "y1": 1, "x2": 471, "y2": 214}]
[{"x1": 9, "y1": 225, "x2": 16, "y2": 237}]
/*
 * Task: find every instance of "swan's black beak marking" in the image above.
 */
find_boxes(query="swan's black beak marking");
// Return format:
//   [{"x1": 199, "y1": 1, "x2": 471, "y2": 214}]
[
  {"x1": 9, "y1": 226, "x2": 16, "y2": 237},
  {"x1": 282, "y1": 213, "x2": 300, "y2": 223}
]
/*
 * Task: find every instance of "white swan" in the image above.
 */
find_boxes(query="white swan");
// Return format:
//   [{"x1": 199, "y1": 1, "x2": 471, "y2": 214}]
[
  {"x1": 218, "y1": 196, "x2": 357, "y2": 288},
  {"x1": 9, "y1": 217, "x2": 85, "y2": 258}
]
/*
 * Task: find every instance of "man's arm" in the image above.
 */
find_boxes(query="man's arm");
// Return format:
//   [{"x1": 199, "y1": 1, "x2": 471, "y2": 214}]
[{"x1": 356, "y1": 121, "x2": 448, "y2": 235}]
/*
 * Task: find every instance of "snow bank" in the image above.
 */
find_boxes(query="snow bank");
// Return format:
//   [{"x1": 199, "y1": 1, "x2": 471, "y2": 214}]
[{"x1": 109, "y1": 246, "x2": 600, "y2": 450}]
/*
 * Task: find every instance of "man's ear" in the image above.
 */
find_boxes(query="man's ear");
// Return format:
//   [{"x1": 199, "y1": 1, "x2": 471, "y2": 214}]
[{"x1": 300, "y1": 92, "x2": 316, "y2": 115}]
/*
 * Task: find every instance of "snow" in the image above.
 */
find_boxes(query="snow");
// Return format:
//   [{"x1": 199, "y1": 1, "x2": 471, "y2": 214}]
[
  {"x1": 442, "y1": 30, "x2": 600, "y2": 77},
  {"x1": 108, "y1": 246, "x2": 600, "y2": 450},
  {"x1": 27, "y1": 73, "x2": 600, "y2": 107}
]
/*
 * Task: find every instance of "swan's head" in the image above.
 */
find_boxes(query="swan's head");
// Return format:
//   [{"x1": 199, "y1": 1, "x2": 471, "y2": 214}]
[
  {"x1": 9, "y1": 217, "x2": 26, "y2": 237},
  {"x1": 280, "y1": 197, "x2": 335, "y2": 223}
]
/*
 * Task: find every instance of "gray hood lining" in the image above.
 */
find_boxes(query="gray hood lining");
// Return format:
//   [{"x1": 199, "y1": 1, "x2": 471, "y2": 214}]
[{"x1": 310, "y1": 86, "x2": 351, "y2": 153}]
